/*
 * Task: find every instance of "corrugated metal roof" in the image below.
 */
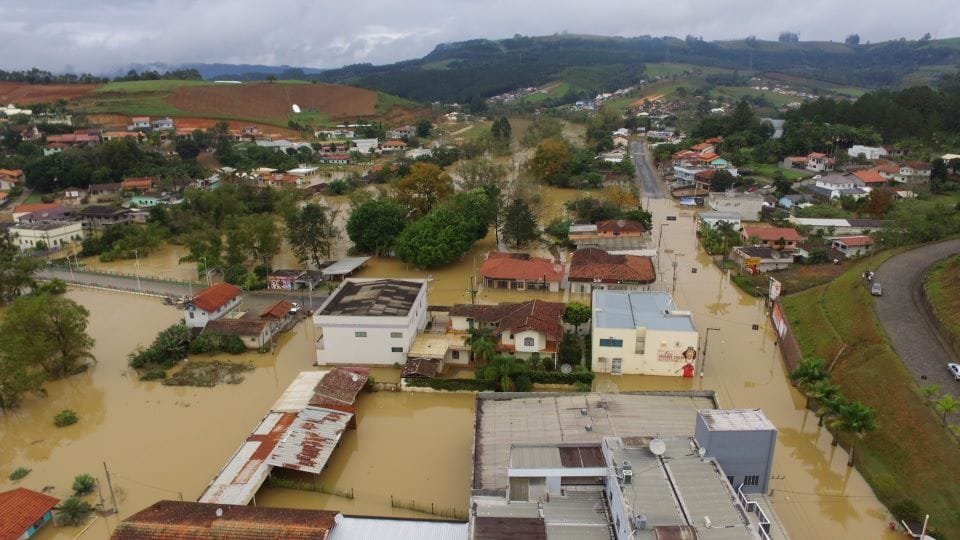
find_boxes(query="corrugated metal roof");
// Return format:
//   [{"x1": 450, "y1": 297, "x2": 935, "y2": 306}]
[
  {"x1": 593, "y1": 291, "x2": 696, "y2": 332},
  {"x1": 321, "y1": 257, "x2": 371, "y2": 277},
  {"x1": 327, "y1": 516, "x2": 468, "y2": 540},
  {"x1": 699, "y1": 409, "x2": 776, "y2": 432},
  {"x1": 267, "y1": 407, "x2": 352, "y2": 474},
  {"x1": 510, "y1": 446, "x2": 562, "y2": 469}
]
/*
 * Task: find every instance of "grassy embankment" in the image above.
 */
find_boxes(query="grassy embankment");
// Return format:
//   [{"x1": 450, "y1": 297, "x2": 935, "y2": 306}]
[
  {"x1": 783, "y1": 251, "x2": 960, "y2": 537},
  {"x1": 925, "y1": 255, "x2": 960, "y2": 351}
]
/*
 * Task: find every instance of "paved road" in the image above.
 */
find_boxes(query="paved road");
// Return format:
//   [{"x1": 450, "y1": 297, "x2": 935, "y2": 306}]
[
  {"x1": 873, "y1": 239, "x2": 960, "y2": 396},
  {"x1": 629, "y1": 140, "x2": 664, "y2": 200}
]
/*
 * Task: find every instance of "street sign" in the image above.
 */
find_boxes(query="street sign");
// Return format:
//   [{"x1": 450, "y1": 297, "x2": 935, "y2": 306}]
[{"x1": 744, "y1": 257, "x2": 761, "y2": 267}]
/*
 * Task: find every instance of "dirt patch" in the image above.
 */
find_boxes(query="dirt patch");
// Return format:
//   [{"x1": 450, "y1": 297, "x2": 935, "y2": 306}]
[
  {"x1": 630, "y1": 93, "x2": 664, "y2": 107},
  {"x1": 0, "y1": 82, "x2": 101, "y2": 104},
  {"x1": 168, "y1": 82, "x2": 378, "y2": 123}
]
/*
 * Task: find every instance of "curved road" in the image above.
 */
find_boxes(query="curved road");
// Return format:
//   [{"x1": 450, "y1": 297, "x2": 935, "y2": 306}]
[
  {"x1": 630, "y1": 140, "x2": 664, "y2": 200},
  {"x1": 874, "y1": 239, "x2": 960, "y2": 396}
]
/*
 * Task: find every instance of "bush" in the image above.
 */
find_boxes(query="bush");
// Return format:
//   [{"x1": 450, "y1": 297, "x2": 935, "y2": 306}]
[
  {"x1": 139, "y1": 367, "x2": 167, "y2": 381},
  {"x1": 405, "y1": 377, "x2": 497, "y2": 391},
  {"x1": 541, "y1": 357, "x2": 555, "y2": 371},
  {"x1": 72, "y1": 473, "x2": 96, "y2": 496},
  {"x1": 53, "y1": 409, "x2": 78, "y2": 427},
  {"x1": 221, "y1": 335, "x2": 247, "y2": 354},
  {"x1": 528, "y1": 371, "x2": 595, "y2": 385},
  {"x1": 56, "y1": 497, "x2": 93, "y2": 526},
  {"x1": 890, "y1": 499, "x2": 923, "y2": 523},
  {"x1": 8, "y1": 467, "x2": 31, "y2": 481}
]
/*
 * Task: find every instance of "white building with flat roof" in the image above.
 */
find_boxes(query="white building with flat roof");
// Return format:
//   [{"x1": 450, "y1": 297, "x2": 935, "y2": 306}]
[
  {"x1": 9, "y1": 221, "x2": 83, "y2": 251},
  {"x1": 591, "y1": 291, "x2": 699, "y2": 376},
  {"x1": 314, "y1": 278, "x2": 428, "y2": 365}
]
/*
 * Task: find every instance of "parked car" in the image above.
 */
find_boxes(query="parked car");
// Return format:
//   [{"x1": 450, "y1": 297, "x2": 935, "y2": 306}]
[
  {"x1": 871, "y1": 282, "x2": 882, "y2": 296},
  {"x1": 948, "y1": 363, "x2": 960, "y2": 380},
  {"x1": 289, "y1": 302, "x2": 301, "y2": 314}
]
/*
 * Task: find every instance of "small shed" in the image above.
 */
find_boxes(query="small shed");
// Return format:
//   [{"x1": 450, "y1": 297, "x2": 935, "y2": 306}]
[
  {"x1": 402, "y1": 357, "x2": 442, "y2": 379},
  {"x1": 321, "y1": 257, "x2": 371, "y2": 280},
  {"x1": 268, "y1": 269, "x2": 304, "y2": 290}
]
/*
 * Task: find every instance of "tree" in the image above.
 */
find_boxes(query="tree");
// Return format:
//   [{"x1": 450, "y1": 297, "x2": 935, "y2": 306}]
[
  {"x1": 456, "y1": 158, "x2": 506, "y2": 191},
  {"x1": 0, "y1": 230, "x2": 41, "y2": 303},
  {"x1": 563, "y1": 303, "x2": 591, "y2": 332},
  {"x1": 808, "y1": 380, "x2": 841, "y2": 424},
  {"x1": 709, "y1": 170, "x2": 736, "y2": 192},
  {"x1": 72, "y1": 474, "x2": 96, "y2": 496},
  {"x1": 778, "y1": 32, "x2": 799, "y2": 43},
  {"x1": 415, "y1": 119, "x2": 432, "y2": 138},
  {"x1": 0, "y1": 294, "x2": 96, "y2": 380},
  {"x1": 832, "y1": 400, "x2": 877, "y2": 466},
  {"x1": 285, "y1": 203, "x2": 339, "y2": 269},
  {"x1": 930, "y1": 158, "x2": 950, "y2": 193},
  {"x1": 860, "y1": 188, "x2": 893, "y2": 217},
  {"x1": 790, "y1": 356, "x2": 829, "y2": 407},
  {"x1": 395, "y1": 207, "x2": 472, "y2": 268},
  {"x1": 395, "y1": 162, "x2": 454, "y2": 219},
  {"x1": 528, "y1": 138, "x2": 571, "y2": 186},
  {"x1": 935, "y1": 394, "x2": 960, "y2": 424},
  {"x1": 346, "y1": 199, "x2": 408, "y2": 255},
  {"x1": 559, "y1": 331, "x2": 584, "y2": 367},
  {"x1": 466, "y1": 327, "x2": 496, "y2": 366},
  {"x1": 57, "y1": 497, "x2": 93, "y2": 526},
  {"x1": 921, "y1": 383, "x2": 941, "y2": 404},
  {"x1": 175, "y1": 137, "x2": 201, "y2": 160},
  {"x1": 845, "y1": 34, "x2": 860, "y2": 46},
  {"x1": 0, "y1": 341, "x2": 45, "y2": 411},
  {"x1": 501, "y1": 199, "x2": 539, "y2": 249},
  {"x1": 491, "y1": 116, "x2": 512, "y2": 143}
]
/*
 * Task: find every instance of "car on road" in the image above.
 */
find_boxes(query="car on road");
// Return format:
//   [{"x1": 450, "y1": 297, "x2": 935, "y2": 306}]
[
  {"x1": 949, "y1": 363, "x2": 960, "y2": 380},
  {"x1": 871, "y1": 282, "x2": 882, "y2": 296},
  {"x1": 289, "y1": 302, "x2": 301, "y2": 314}
]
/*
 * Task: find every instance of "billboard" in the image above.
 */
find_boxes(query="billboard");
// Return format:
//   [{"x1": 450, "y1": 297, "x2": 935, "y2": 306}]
[{"x1": 769, "y1": 277, "x2": 782, "y2": 300}]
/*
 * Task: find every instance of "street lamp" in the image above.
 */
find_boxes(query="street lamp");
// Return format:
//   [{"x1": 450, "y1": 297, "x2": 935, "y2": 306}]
[{"x1": 700, "y1": 327, "x2": 721, "y2": 378}]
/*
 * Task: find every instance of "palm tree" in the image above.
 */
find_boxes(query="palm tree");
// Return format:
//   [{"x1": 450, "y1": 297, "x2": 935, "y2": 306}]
[
  {"x1": 823, "y1": 395, "x2": 850, "y2": 444},
  {"x1": 832, "y1": 400, "x2": 878, "y2": 466},
  {"x1": 466, "y1": 327, "x2": 496, "y2": 366},
  {"x1": 807, "y1": 380, "x2": 841, "y2": 424},
  {"x1": 790, "y1": 357, "x2": 828, "y2": 407},
  {"x1": 935, "y1": 394, "x2": 960, "y2": 425},
  {"x1": 921, "y1": 384, "x2": 941, "y2": 405}
]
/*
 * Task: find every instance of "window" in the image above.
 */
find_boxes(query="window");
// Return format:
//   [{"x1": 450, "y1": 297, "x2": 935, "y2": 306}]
[
  {"x1": 189, "y1": 312, "x2": 194, "y2": 319},
  {"x1": 451, "y1": 350, "x2": 460, "y2": 360},
  {"x1": 744, "y1": 475, "x2": 760, "y2": 487},
  {"x1": 523, "y1": 337, "x2": 535, "y2": 347},
  {"x1": 355, "y1": 331, "x2": 367, "y2": 338},
  {"x1": 599, "y1": 338, "x2": 624, "y2": 347},
  {"x1": 390, "y1": 332, "x2": 403, "y2": 338},
  {"x1": 391, "y1": 347, "x2": 403, "y2": 353},
  {"x1": 611, "y1": 358, "x2": 623, "y2": 374}
]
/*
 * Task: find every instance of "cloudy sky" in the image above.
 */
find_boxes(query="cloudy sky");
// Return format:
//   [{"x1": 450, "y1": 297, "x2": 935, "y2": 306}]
[{"x1": 3, "y1": 0, "x2": 959, "y2": 74}]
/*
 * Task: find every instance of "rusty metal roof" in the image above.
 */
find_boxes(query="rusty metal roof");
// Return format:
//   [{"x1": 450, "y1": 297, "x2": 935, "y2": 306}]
[{"x1": 267, "y1": 407, "x2": 352, "y2": 474}]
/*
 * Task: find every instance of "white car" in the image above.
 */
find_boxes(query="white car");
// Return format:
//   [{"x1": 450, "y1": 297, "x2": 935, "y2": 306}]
[
  {"x1": 870, "y1": 282, "x2": 882, "y2": 296},
  {"x1": 948, "y1": 363, "x2": 960, "y2": 380},
  {"x1": 289, "y1": 302, "x2": 301, "y2": 314}
]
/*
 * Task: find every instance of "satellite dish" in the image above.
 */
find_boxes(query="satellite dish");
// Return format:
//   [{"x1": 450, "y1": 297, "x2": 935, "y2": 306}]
[
  {"x1": 215, "y1": 508, "x2": 223, "y2": 517},
  {"x1": 560, "y1": 364, "x2": 573, "y2": 374},
  {"x1": 292, "y1": 104, "x2": 301, "y2": 113},
  {"x1": 649, "y1": 438, "x2": 666, "y2": 456}
]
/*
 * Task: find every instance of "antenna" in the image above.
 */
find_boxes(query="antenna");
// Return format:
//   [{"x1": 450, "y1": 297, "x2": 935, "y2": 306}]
[{"x1": 649, "y1": 438, "x2": 666, "y2": 456}]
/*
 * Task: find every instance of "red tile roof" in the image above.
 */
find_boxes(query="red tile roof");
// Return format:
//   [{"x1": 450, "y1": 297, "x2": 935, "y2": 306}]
[
  {"x1": 690, "y1": 143, "x2": 713, "y2": 152},
  {"x1": 698, "y1": 152, "x2": 720, "y2": 162},
  {"x1": 13, "y1": 202, "x2": 62, "y2": 214},
  {"x1": 0, "y1": 488, "x2": 59, "y2": 540},
  {"x1": 121, "y1": 176, "x2": 156, "y2": 190},
  {"x1": 450, "y1": 300, "x2": 565, "y2": 341},
  {"x1": 402, "y1": 357, "x2": 441, "y2": 378},
  {"x1": 260, "y1": 300, "x2": 294, "y2": 319},
  {"x1": 596, "y1": 219, "x2": 647, "y2": 235},
  {"x1": 110, "y1": 500, "x2": 338, "y2": 540},
  {"x1": 309, "y1": 367, "x2": 370, "y2": 408},
  {"x1": 480, "y1": 252, "x2": 563, "y2": 282},
  {"x1": 742, "y1": 226, "x2": 802, "y2": 243},
  {"x1": 203, "y1": 318, "x2": 268, "y2": 337},
  {"x1": 569, "y1": 248, "x2": 656, "y2": 284},
  {"x1": 191, "y1": 283, "x2": 242, "y2": 313},
  {"x1": 807, "y1": 152, "x2": 828, "y2": 159},
  {"x1": 0, "y1": 168, "x2": 24, "y2": 180},
  {"x1": 834, "y1": 235, "x2": 874, "y2": 247},
  {"x1": 851, "y1": 169, "x2": 887, "y2": 184}
]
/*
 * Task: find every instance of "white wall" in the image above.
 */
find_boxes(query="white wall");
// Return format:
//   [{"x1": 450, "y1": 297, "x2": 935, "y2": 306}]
[
  {"x1": 184, "y1": 296, "x2": 241, "y2": 329},
  {"x1": 11, "y1": 222, "x2": 83, "y2": 251},
  {"x1": 592, "y1": 327, "x2": 699, "y2": 376}
]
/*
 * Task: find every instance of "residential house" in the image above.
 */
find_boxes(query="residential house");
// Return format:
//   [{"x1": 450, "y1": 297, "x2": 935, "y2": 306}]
[
  {"x1": 120, "y1": 176, "x2": 156, "y2": 193},
  {"x1": 672, "y1": 165, "x2": 703, "y2": 185},
  {"x1": 847, "y1": 145, "x2": 888, "y2": 161},
  {"x1": 10, "y1": 221, "x2": 84, "y2": 251},
  {"x1": 314, "y1": 278, "x2": 428, "y2": 365},
  {"x1": 696, "y1": 211, "x2": 742, "y2": 231},
  {"x1": 103, "y1": 130, "x2": 144, "y2": 142},
  {"x1": 788, "y1": 217, "x2": 887, "y2": 236},
  {"x1": 79, "y1": 205, "x2": 132, "y2": 229},
  {"x1": 479, "y1": 252, "x2": 563, "y2": 292},
  {"x1": 386, "y1": 125, "x2": 415, "y2": 139},
  {"x1": 380, "y1": 139, "x2": 408, "y2": 152},
  {"x1": 810, "y1": 173, "x2": 868, "y2": 200},
  {"x1": 778, "y1": 193, "x2": 816, "y2": 210},
  {"x1": 63, "y1": 188, "x2": 86, "y2": 206},
  {"x1": 805, "y1": 152, "x2": 834, "y2": 172},
  {"x1": 568, "y1": 247, "x2": 656, "y2": 294},
  {"x1": 315, "y1": 128, "x2": 355, "y2": 139},
  {"x1": 850, "y1": 168, "x2": 888, "y2": 187},
  {"x1": 260, "y1": 299, "x2": 295, "y2": 328},
  {"x1": 780, "y1": 156, "x2": 808, "y2": 169},
  {"x1": 831, "y1": 235, "x2": 874, "y2": 258},
  {"x1": 352, "y1": 138, "x2": 379, "y2": 154},
  {"x1": 203, "y1": 319, "x2": 273, "y2": 350},
  {"x1": 318, "y1": 153, "x2": 351, "y2": 165},
  {"x1": 0, "y1": 168, "x2": 25, "y2": 190},
  {"x1": 597, "y1": 149, "x2": 627, "y2": 164},
  {"x1": 568, "y1": 219, "x2": 650, "y2": 250},
  {"x1": 741, "y1": 226, "x2": 802, "y2": 250},
  {"x1": 694, "y1": 169, "x2": 717, "y2": 191},
  {"x1": 12, "y1": 203, "x2": 70, "y2": 223},
  {"x1": 88, "y1": 182, "x2": 122, "y2": 202},
  {"x1": 43, "y1": 142, "x2": 68, "y2": 156},
  {"x1": 611, "y1": 134, "x2": 629, "y2": 148},
  {"x1": 407, "y1": 147, "x2": 432, "y2": 159},
  {"x1": 729, "y1": 245, "x2": 795, "y2": 274},
  {"x1": 690, "y1": 142, "x2": 716, "y2": 155},
  {"x1": 184, "y1": 283, "x2": 243, "y2": 329},
  {"x1": 708, "y1": 191, "x2": 766, "y2": 221},
  {"x1": 128, "y1": 116, "x2": 151, "y2": 130},
  {"x1": 151, "y1": 117, "x2": 174, "y2": 131},
  {"x1": 448, "y1": 300, "x2": 564, "y2": 361},
  {"x1": 17, "y1": 204, "x2": 76, "y2": 224},
  {"x1": 591, "y1": 290, "x2": 699, "y2": 376},
  {"x1": 0, "y1": 488, "x2": 59, "y2": 540},
  {"x1": 46, "y1": 132, "x2": 100, "y2": 146}
]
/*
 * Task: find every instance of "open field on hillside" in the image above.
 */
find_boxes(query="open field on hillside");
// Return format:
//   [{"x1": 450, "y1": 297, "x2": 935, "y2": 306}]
[
  {"x1": 783, "y1": 252, "x2": 960, "y2": 538},
  {"x1": 94, "y1": 80, "x2": 215, "y2": 93},
  {"x1": 0, "y1": 82, "x2": 101, "y2": 104},
  {"x1": 925, "y1": 255, "x2": 960, "y2": 351}
]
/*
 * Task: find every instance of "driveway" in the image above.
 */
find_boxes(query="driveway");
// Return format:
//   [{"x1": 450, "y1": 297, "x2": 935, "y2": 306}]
[
  {"x1": 629, "y1": 140, "x2": 664, "y2": 200},
  {"x1": 873, "y1": 239, "x2": 960, "y2": 396}
]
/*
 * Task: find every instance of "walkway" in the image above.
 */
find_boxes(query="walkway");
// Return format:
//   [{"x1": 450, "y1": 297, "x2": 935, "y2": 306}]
[{"x1": 873, "y1": 239, "x2": 960, "y2": 397}]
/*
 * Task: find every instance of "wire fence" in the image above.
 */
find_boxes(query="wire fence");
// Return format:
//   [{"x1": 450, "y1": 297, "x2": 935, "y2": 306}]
[{"x1": 389, "y1": 495, "x2": 466, "y2": 521}]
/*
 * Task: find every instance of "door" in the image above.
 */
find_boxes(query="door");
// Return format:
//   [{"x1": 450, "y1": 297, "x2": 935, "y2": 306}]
[{"x1": 611, "y1": 358, "x2": 622, "y2": 375}]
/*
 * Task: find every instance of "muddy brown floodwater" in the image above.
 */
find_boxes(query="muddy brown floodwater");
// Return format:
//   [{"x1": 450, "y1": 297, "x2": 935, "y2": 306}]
[{"x1": 1, "y1": 184, "x2": 899, "y2": 540}]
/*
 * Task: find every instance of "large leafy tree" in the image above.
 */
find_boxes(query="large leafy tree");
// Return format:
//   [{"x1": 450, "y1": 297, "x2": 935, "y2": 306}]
[
  {"x1": 491, "y1": 116, "x2": 512, "y2": 143},
  {"x1": 346, "y1": 199, "x2": 408, "y2": 255},
  {"x1": 395, "y1": 207, "x2": 472, "y2": 268},
  {"x1": 563, "y1": 302, "x2": 592, "y2": 332},
  {"x1": 0, "y1": 293, "x2": 96, "y2": 380},
  {"x1": 528, "y1": 138, "x2": 571, "y2": 186},
  {"x1": 395, "y1": 162, "x2": 454, "y2": 219},
  {"x1": 501, "y1": 199, "x2": 540, "y2": 249},
  {"x1": 285, "y1": 203, "x2": 339, "y2": 269},
  {"x1": 0, "y1": 230, "x2": 41, "y2": 303}
]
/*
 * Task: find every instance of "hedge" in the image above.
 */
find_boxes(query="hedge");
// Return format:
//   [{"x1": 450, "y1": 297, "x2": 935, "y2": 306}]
[
  {"x1": 528, "y1": 371, "x2": 595, "y2": 385},
  {"x1": 404, "y1": 377, "x2": 496, "y2": 391}
]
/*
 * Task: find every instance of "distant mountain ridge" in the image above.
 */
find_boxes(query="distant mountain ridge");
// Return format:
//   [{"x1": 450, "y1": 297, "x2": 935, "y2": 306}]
[{"x1": 105, "y1": 62, "x2": 325, "y2": 80}]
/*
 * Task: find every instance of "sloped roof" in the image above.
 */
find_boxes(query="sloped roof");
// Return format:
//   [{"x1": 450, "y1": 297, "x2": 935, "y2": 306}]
[
  {"x1": 833, "y1": 235, "x2": 874, "y2": 247},
  {"x1": 260, "y1": 300, "x2": 294, "y2": 319},
  {"x1": 0, "y1": 488, "x2": 59, "y2": 539},
  {"x1": 742, "y1": 226, "x2": 802, "y2": 242},
  {"x1": 121, "y1": 176, "x2": 157, "y2": 189},
  {"x1": 79, "y1": 205, "x2": 130, "y2": 217},
  {"x1": 569, "y1": 248, "x2": 656, "y2": 284},
  {"x1": 402, "y1": 357, "x2": 441, "y2": 378},
  {"x1": 309, "y1": 367, "x2": 369, "y2": 408},
  {"x1": 851, "y1": 169, "x2": 887, "y2": 184},
  {"x1": 450, "y1": 300, "x2": 565, "y2": 341},
  {"x1": 480, "y1": 252, "x2": 562, "y2": 282},
  {"x1": 595, "y1": 219, "x2": 646, "y2": 234},
  {"x1": 191, "y1": 283, "x2": 242, "y2": 313},
  {"x1": 13, "y1": 202, "x2": 62, "y2": 214},
  {"x1": 203, "y1": 318, "x2": 268, "y2": 337},
  {"x1": 110, "y1": 500, "x2": 338, "y2": 540}
]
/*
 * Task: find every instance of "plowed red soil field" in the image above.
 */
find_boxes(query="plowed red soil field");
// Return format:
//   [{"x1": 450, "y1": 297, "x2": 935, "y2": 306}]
[
  {"x1": 0, "y1": 82, "x2": 101, "y2": 104},
  {"x1": 168, "y1": 82, "x2": 378, "y2": 122}
]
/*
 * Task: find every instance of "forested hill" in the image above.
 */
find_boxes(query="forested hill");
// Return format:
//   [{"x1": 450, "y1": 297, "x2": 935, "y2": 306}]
[{"x1": 311, "y1": 34, "x2": 960, "y2": 102}]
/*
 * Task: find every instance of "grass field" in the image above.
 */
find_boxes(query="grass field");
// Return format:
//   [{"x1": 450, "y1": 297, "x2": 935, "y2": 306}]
[
  {"x1": 519, "y1": 82, "x2": 571, "y2": 104},
  {"x1": 94, "y1": 80, "x2": 214, "y2": 93},
  {"x1": 715, "y1": 86, "x2": 798, "y2": 107},
  {"x1": 783, "y1": 252, "x2": 960, "y2": 538},
  {"x1": 925, "y1": 255, "x2": 960, "y2": 351},
  {"x1": 375, "y1": 92, "x2": 419, "y2": 115},
  {"x1": 749, "y1": 162, "x2": 813, "y2": 180}
]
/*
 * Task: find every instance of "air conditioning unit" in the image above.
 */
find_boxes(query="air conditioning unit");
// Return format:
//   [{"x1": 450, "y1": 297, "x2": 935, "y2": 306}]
[
  {"x1": 622, "y1": 460, "x2": 633, "y2": 471},
  {"x1": 635, "y1": 514, "x2": 647, "y2": 530},
  {"x1": 623, "y1": 469, "x2": 633, "y2": 484}
]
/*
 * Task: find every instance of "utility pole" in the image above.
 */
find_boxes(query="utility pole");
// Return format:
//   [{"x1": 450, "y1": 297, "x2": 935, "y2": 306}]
[
  {"x1": 672, "y1": 257, "x2": 679, "y2": 295},
  {"x1": 467, "y1": 275, "x2": 479, "y2": 304},
  {"x1": 103, "y1": 462, "x2": 118, "y2": 514},
  {"x1": 701, "y1": 328, "x2": 721, "y2": 378},
  {"x1": 133, "y1": 249, "x2": 142, "y2": 294}
]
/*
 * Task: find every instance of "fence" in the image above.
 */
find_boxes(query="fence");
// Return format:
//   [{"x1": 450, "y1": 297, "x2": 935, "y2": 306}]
[
  {"x1": 45, "y1": 263, "x2": 203, "y2": 287},
  {"x1": 389, "y1": 495, "x2": 466, "y2": 521},
  {"x1": 737, "y1": 483, "x2": 772, "y2": 540},
  {"x1": 770, "y1": 301, "x2": 803, "y2": 373}
]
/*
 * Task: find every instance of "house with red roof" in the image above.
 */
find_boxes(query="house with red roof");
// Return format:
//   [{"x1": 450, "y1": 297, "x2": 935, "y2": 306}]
[
  {"x1": 831, "y1": 235, "x2": 875, "y2": 259},
  {"x1": 11, "y1": 203, "x2": 68, "y2": 223},
  {"x1": 850, "y1": 168, "x2": 888, "y2": 186},
  {"x1": 480, "y1": 252, "x2": 563, "y2": 292},
  {"x1": 0, "y1": 487, "x2": 59, "y2": 540},
  {"x1": 380, "y1": 139, "x2": 408, "y2": 152},
  {"x1": 568, "y1": 248, "x2": 656, "y2": 294},
  {"x1": 0, "y1": 168, "x2": 25, "y2": 190},
  {"x1": 805, "y1": 152, "x2": 835, "y2": 173},
  {"x1": 449, "y1": 300, "x2": 565, "y2": 360},
  {"x1": 741, "y1": 226, "x2": 803, "y2": 250},
  {"x1": 120, "y1": 176, "x2": 156, "y2": 192},
  {"x1": 185, "y1": 282, "x2": 243, "y2": 329}
]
